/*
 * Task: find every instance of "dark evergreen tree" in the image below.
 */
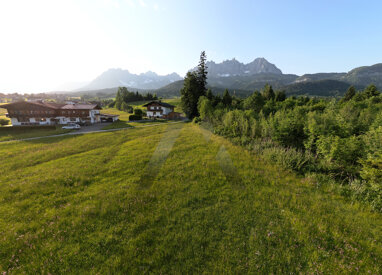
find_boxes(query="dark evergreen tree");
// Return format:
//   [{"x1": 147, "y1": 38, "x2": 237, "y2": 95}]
[
  {"x1": 197, "y1": 51, "x2": 208, "y2": 95},
  {"x1": 364, "y1": 84, "x2": 380, "y2": 98},
  {"x1": 206, "y1": 88, "x2": 214, "y2": 100},
  {"x1": 262, "y1": 84, "x2": 275, "y2": 101},
  {"x1": 180, "y1": 51, "x2": 209, "y2": 119},
  {"x1": 115, "y1": 87, "x2": 124, "y2": 110},
  {"x1": 343, "y1": 86, "x2": 356, "y2": 101},
  {"x1": 275, "y1": 91, "x2": 286, "y2": 102},
  {"x1": 243, "y1": 91, "x2": 265, "y2": 112},
  {"x1": 222, "y1": 89, "x2": 232, "y2": 107},
  {"x1": 181, "y1": 72, "x2": 202, "y2": 119}
]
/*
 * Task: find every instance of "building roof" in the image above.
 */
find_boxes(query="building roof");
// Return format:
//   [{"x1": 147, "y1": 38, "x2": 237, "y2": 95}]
[
  {"x1": 0, "y1": 101, "x2": 101, "y2": 110},
  {"x1": 61, "y1": 104, "x2": 101, "y2": 110},
  {"x1": 100, "y1": 113, "x2": 120, "y2": 117},
  {"x1": 142, "y1": 101, "x2": 175, "y2": 108}
]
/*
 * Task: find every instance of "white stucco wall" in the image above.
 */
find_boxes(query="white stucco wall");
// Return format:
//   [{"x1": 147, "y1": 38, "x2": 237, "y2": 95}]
[
  {"x1": 10, "y1": 118, "x2": 21, "y2": 126},
  {"x1": 162, "y1": 107, "x2": 172, "y2": 115},
  {"x1": 147, "y1": 106, "x2": 173, "y2": 117},
  {"x1": 147, "y1": 111, "x2": 163, "y2": 117}
]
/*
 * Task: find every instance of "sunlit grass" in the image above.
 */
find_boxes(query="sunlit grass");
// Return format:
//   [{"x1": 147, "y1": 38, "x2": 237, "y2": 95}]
[
  {"x1": 0, "y1": 126, "x2": 71, "y2": 142},
  {"x1": 0, "y1": 124, "x2": 381, "y2": 273},
  {"x1": 0, "y1": 106, "x2": 10, "y2": 126}
]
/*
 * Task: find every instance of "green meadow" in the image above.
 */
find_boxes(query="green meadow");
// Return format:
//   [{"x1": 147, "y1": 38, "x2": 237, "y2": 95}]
[
  {"x1": 0, "y1": 105, "x2": 10, "y2": 126},
  {"x1": 0, "y1": 126, "x2": 70, "y2": 143},
  {"x1": 0, "y1": 123, "x2": 381, "y2": 273}
]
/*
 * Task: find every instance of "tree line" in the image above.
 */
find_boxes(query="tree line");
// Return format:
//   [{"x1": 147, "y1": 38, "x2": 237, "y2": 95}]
[{"x1": 112, "y1": 87, "x2": 157, "y2": 112}]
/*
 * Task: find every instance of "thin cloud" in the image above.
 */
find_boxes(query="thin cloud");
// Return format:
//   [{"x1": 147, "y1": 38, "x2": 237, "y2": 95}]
[
  {"x1": 125, "y1": 0, "x2": 135, "y2": 7},
  {"x1": 138, "y1": 0, "x2": 147, "y2": 7}
]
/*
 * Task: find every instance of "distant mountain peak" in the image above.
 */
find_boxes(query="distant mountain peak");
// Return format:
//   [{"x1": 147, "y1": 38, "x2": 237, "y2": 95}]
[
  {"x1": 195, "y1": 57, "x2": 282, "y2": 77},
  {"x1": 77, "y1": 69, "x2": 182, "y2": 91}
]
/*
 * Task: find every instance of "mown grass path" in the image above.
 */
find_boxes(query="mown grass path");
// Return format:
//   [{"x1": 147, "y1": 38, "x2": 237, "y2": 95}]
[
  {"x1": 0, "y1": 124, "x2": 381, "y2": 273},
  {"x1": 0, "y1": 121, "x2": 182, "y2": 143}
]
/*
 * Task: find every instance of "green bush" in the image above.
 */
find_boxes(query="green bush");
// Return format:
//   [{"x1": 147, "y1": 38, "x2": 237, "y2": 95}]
[
  {"x1": 134, "y1": 108, "x2": 143, "y2": 116},
  {"x1": 192, "y1": 117, "x2": 201, "y2": 124},
  {"x1": 316, "y1": 135, "x2": 364, "y2": 167},
  {"x1": 262, "y1": 145, "x2": 316, "y2": 173},
  {"x1": 0, "y1": 118, "x2": 9, "y2": 126},
  {"x1": 129, "y1": 114, "x2": 142, "y2": 121}
]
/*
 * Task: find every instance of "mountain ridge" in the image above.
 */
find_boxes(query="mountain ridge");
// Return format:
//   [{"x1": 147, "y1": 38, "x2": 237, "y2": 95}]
[
  {"x1": 68, "y1": 60, "x2": 382, "y2": 98},
  {"x1": 192, "y1": 57, "x2": 282, "y2": 77},
  {"x1": 77, "y1": 68, "x2": 182, "y2": 91}
]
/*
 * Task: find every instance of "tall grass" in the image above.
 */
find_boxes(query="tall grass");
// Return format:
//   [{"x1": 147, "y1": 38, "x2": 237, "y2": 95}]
[{"x1": 0, "y1": 124, "x2": 381, "y2": 273}]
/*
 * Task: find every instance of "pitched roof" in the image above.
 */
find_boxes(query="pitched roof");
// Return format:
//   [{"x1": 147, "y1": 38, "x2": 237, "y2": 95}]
[
  {"x1": 0, "y1": 101, "x2": 101, "y2": 110},
  {"x1": 0, "y1": 101, "x2": 64, "y2": 109},
  {"x1": 142, "y1": 101, "x2": 175, "y2": 108},
  {"x1": 61, "y1": 104, "x2": 101, "y2": 110}
]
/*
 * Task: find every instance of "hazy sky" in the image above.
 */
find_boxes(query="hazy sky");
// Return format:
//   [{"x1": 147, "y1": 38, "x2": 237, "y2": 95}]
[{"x1": 1, "y1": 0, "x2": 382, "y2": 93}]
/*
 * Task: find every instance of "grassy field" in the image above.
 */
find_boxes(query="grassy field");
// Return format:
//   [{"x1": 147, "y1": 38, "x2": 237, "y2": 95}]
[
  {"x1": 0, "y1": 105, "x2": 10, "y2": 126},
  {"x1": 0, "y1": 123, "x2": 381, "y2": 273},
  {"x1": 0, "y1": 126, "x2": 71, "y2": 142}
]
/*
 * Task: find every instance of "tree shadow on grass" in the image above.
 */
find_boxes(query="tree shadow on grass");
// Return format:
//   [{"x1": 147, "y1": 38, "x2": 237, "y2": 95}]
[{"x1": 139, "y1": 123, "x2": 184, "y2": 189}]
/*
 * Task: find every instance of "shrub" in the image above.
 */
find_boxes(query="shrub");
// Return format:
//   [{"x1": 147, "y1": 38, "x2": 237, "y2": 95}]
[
  {"x1": 269, "y1": 108, "x2": 306, "y2": 148},
  {"x1": 108, "y1": 101, "x2": 116, "y2": 108},
  {"x1": 134, "y1": 108, "x2": 143, "y2": 116},
  {"x1": 129, "y1": 115, "x2": 142, "y2": 121},
  {"x1": 262, "y1": 145, "x2": 316, "y2": 174},
  {"x1": 0, "y1": 118, "x2": 9, "y2": 126},
  {"x1": 316, "y1": 135, "x2": 365, "y2": 166},
  {"x1": 192, "y1": 117, "x2": 201, "y2": 124},
  {"x1": 121, "y1": 102, "x2": 133, "y2": 113},
  {"x1": 349, "y1": 177, "x2": 382, "y2": 212}
]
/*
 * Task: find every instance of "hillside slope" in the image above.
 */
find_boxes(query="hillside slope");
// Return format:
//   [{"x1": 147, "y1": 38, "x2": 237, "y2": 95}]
[
  {"x1": 282, "y1": 79, "x2": 355, "y2": 96},
  {"x1": 0, "y1": 124, "x2": 381, "y2": 273}
]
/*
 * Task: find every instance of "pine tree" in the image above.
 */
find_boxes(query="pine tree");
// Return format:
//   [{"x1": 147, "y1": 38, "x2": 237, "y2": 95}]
[
  {"x1": 206, "y1": 88, "x2": 213, "y2": 100},
  {"x1": 243, "y1": 91, "x2": 265, "y2": 112},
  {"x1": 180, "y1": 51, "x2": 209, "y2": 119},
  {"x1": 262, "y1": 84, "x2": 275, "y2": 101},
  {"x1": 197, "y1": 51, "x2": 208, "y2": 95},
  {"x1": 343, "y1": 86, "x2": 356, "y2": 101},
  {"x1": 181, "y1": 72, "x2": 202, "y2": 119},
  {"x1": 222, "y1": 89, "x2": 232, "y2": 107},
  {"x1": 364, "y1": 84, "x2": 380, "y2": 98},
  {"x1": 275, "y1": 91, "x2": 286, "y2": 102},
  {"x1": 115, "y1": 88, "x2": 123, "y2": 110}
]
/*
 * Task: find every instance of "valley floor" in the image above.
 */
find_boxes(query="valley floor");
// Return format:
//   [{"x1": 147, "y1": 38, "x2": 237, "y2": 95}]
[{"x1": 0, "y1": 123, "x2": 381, "y2": 273}]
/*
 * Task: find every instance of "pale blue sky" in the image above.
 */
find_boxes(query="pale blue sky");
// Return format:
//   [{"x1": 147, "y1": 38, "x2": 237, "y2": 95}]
[{"x1": 0, "y1": 0, "x2": 381, "y2": 92}]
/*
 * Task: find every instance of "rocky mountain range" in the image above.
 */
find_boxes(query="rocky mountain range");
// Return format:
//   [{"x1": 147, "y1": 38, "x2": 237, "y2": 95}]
[
  {"x1": 192, "y1": 58, "x2": 282, "y2": 77},
  {"x1": 77, "y1": 68, "x2": 182, "y2": 91},
  {"x1": 71, "y1": 59, "x2": 382, "y2": 98}
]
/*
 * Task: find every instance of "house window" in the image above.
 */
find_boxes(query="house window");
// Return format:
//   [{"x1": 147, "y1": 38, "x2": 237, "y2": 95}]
[{"x1": 70, "y1": 117, "x2": 76, "y2": 122}]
